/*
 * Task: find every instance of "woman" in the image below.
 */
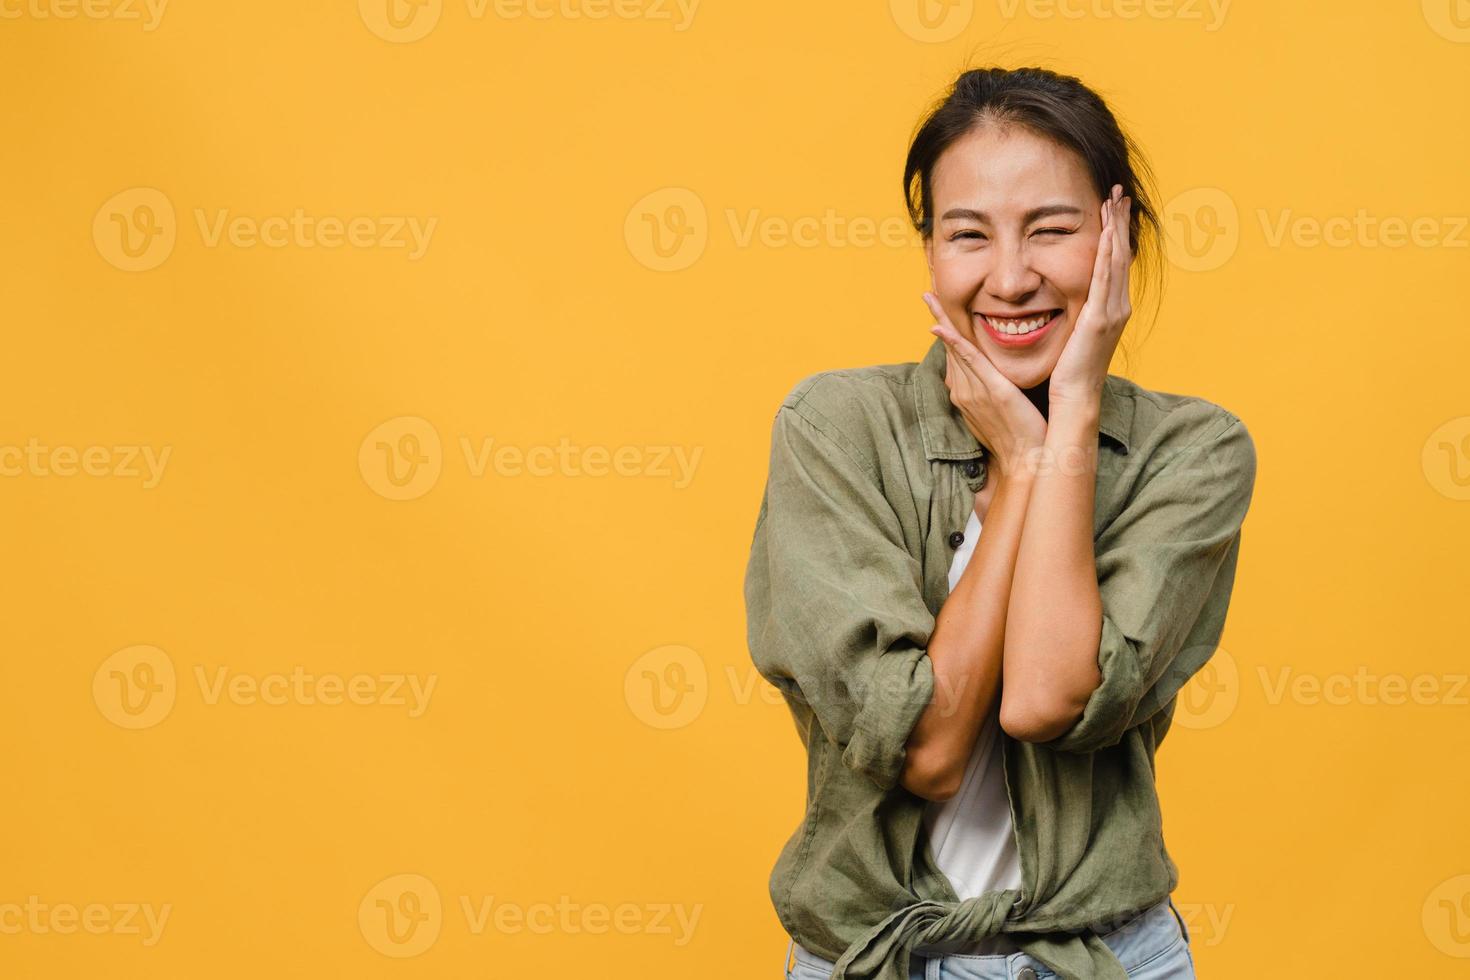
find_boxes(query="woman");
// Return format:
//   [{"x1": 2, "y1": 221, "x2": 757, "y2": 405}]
[{"x1": 744, "y1": 67, "x2": 1257, "y2": 980}]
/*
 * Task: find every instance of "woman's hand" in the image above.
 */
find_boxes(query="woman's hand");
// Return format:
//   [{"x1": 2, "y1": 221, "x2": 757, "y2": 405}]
[
  {"x1": 924, "y1": 292, "x2": 1047, "y2": 478},
  {"x1": 1048, "y1": 184, "x2": 1133, "y2": 404}
]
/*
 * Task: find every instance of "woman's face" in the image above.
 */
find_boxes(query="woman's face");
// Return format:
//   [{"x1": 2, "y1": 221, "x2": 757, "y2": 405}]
[{"x1": 923, "y1": 124, "x2": 1107, "y2": 391}]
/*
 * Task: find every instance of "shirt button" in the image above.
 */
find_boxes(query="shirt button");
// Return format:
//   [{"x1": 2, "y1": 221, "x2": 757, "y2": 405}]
[
  {"x1": 1017, "y1": 969, "x2": 1038, "y2": 980},
  {"x1": 963, "y1": 459, "x2": 981, "y2": 478},
  {"x1": 947, "y1": 530, "x2": 964, "y2": 548}
]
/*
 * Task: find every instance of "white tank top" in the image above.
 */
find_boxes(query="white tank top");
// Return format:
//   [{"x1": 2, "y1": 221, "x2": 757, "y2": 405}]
[{"x1": 920, "y1": 505, "x2": 1023, "y2": 952}]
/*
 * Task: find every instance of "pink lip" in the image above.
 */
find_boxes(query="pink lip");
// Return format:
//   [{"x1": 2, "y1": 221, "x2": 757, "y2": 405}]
[{"x1": 975, "y1": 310, "x2": 1062, "y2": 348}]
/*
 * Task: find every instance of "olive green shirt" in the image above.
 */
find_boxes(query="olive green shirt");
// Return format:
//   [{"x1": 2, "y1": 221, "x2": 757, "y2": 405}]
[{"x1": 743, "y1": 336, "x2": 1257, "y2": 980}]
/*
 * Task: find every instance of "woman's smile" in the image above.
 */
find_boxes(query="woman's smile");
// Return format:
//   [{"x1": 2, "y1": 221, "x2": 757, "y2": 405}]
[{"x1": 974, "y1": 308, "x2": 1064, "y2": 347}]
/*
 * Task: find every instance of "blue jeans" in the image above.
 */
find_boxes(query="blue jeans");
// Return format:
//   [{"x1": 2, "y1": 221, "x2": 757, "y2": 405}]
[{"x1": 783, "y1": 897, "x2": 1195, "y2": 979}]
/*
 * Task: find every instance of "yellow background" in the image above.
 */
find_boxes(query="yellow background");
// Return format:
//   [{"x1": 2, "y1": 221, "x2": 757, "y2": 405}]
[{"x1": 3, "y1": 0, "x2": 1469, "y2": 976}]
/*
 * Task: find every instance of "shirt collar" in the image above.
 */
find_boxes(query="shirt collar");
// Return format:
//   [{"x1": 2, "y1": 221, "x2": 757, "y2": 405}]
[{"x1": 912, "y1": 335, "x2": 1133, "y2": 460}]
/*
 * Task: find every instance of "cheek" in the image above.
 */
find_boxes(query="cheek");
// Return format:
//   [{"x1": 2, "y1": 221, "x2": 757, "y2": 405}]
[
  {"x1": 931, "y1": 260, "x2": 983, "y2": 300},
  {"x1": 1038, "y1": 245, "x2": 1097, "y2": 305}
]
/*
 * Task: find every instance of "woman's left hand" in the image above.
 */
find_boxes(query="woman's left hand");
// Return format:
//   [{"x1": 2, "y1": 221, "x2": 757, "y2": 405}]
[{"x1": 1048, "y1": 184, "x2": 1133, "y2": 403}]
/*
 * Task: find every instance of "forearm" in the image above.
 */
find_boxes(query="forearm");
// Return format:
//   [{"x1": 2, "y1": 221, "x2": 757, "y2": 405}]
[
  {"x1": 902, "y1": 470, "x2": 1035, "y2": 799},
  {"x1": 1000, "y1": 398, "x2": 1105, "y2": 739}
]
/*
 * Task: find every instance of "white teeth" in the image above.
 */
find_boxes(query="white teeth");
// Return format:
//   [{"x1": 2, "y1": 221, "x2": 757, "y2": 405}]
[{"x1": 982, "y1": 312, "x2": 1053, "y2": 335}]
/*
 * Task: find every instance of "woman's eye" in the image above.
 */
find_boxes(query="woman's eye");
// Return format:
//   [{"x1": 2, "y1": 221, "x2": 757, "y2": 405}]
[
  {"x1": 950, "y1": 231, "x2": 985, "y2": 241},
  {"x1": 1034, "y1": 227, "x2": 1073, "y2": 236}
]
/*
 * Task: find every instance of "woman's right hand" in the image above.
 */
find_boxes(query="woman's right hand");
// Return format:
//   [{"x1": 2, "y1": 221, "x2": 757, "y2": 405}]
[{"x1": 923, "y1": 291, "x2": 1047, "y2": 479}]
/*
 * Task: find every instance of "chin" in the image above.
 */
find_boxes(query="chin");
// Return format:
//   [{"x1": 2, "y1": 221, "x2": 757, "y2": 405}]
[
  {"x1": 1004, "y1": 369, "x2": 1051, "y2": 392},
  {"x1": 977, "y1": 348, "x2": 1057, "y2": 392}
]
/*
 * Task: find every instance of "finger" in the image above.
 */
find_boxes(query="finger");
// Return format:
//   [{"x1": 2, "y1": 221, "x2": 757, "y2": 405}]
[
  {"x1": 924, "y1": 292, "x2": 981, "y2": 371},
  {"x1": 924, "y1": 293, "x2": 1010, "y2": 391},
  {"x1": 945, "y1": 344, "x2": 971, "y2": 402},
  {"x1": 1120, "y1": 195, "x2": 1131, "y2": 255},
  {"x1": 923, "y1": 291, "x2": 964, "y2": 339},
  {"x1": 1086, "y1": 200, "x2": 1114, "y2": 311},
  {"x1": 1109, "y1": 196, "x2": 1132, "y2": 321},
  {"x1": 1109, "y1": 196, "x2": 1127, "y2": 317},
  {"x1": 930, "y1": 316, "x2": 1002, "y2": 390}
]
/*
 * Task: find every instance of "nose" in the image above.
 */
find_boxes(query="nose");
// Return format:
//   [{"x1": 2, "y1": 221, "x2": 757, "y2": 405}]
[{"x1": 985, "y1": 239, "x2": 1041, "y2": 302}]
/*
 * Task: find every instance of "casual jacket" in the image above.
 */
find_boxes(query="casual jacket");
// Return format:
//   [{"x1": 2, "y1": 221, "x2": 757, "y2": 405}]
[{"x1": 743, "y1": 336, "x2": 1257, "y2": 980}]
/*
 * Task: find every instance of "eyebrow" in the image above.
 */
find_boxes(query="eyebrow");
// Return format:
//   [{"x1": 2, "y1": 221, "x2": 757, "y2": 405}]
[{"x1": 939, "y1": 204, "x2": 1084, "y2": 224}]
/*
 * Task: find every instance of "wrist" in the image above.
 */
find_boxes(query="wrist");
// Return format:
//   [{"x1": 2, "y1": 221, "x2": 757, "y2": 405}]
[
  {"x1": 1049, "y1": 383, "x2": 1105, "y2": 411},
  {"x1": 1045, "y1": 395, "x2": 1101, "y2": 439},
  {"x1": 1019, "y1": 400, "x2": 1099, "y2": 479}
]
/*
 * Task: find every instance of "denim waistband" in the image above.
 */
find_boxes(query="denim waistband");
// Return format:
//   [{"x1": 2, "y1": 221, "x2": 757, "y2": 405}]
[{"x1": 788, "y1": 897, "x2": 1189, "y2": 979}]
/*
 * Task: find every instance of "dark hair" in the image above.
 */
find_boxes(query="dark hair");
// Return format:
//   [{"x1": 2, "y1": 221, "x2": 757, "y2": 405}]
[{"x1": 903, "y1": 66, "x2": 1165, "y2": 359}]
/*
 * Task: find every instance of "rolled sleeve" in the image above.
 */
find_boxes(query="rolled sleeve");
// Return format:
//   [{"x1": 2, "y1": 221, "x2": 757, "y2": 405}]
[
  {"x1": 1043, "y1": 413, "x2": 1258, "y2": 754},
  {"x1": 744, "y1": 396, "x2": 937, "y2": 791}
]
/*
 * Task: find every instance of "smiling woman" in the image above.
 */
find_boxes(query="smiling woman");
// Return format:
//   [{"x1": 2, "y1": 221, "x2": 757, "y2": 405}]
[{"x1": 745, "y1": 66, "x2": 1256, "y2": 980}]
